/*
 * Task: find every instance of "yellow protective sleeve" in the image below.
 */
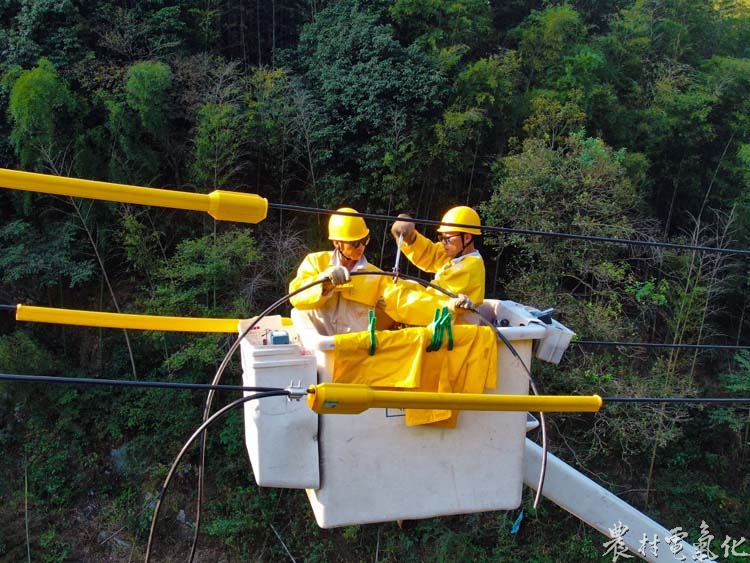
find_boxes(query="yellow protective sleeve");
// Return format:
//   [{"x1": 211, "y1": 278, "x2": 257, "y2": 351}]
[
  {"x1": 0, "y1": 168, "x2": 268, "y2": 223},
  {"x1": 16, "y1": 305, "x2": 239, "y2": 332}
]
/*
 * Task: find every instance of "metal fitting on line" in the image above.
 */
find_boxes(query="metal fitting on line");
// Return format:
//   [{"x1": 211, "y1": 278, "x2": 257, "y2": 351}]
[{"x1": 286, "y1": 381, "x2": 309, "y2": 401}]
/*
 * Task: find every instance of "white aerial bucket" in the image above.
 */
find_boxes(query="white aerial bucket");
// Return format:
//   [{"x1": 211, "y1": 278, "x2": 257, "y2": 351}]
[
  {"x1": 240, "y1": 318, "x2": 319, "y2": 489},
  {"x1": 241, "y1": 300, "x2": 569, "y2": 528}
]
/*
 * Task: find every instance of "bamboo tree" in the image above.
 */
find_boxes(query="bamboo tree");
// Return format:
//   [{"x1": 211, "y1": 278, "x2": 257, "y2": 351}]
[
  {"x1": 644, "y1": 211, "x2": 734, "y2": 504},
  {"x1": 4, "y1": 58, "x2": 138, "y2": 378},
  {"x1": 50, "y1": 162, "x2": 139, "y2": 381}
]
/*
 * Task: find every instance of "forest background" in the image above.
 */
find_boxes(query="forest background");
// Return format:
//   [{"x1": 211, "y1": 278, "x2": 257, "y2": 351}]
[{"x1": 1, "y1": 0, "x2": 749, "y2": 561}]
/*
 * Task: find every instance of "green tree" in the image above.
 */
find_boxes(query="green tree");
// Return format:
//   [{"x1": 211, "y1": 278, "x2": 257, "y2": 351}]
[
  {"x1": 126, "y1": 61, "x2": 173, "y2": 136},
  {"x1": 427, "y1": 51, "x2": 522, "y2": 207},
  {"x1": 244, "y1": 67, "x2": 303, "y2": 207},
  {"x1": 0, "y1": 0, "x2": 86, "y2": 73},
  {"x1": 105, "y1": 60, "x2": 181, "y2": 185},
  {"x1": 693, "y1": 56, "x2": 750, "y2": 343},
  {"x1": 0, "y1": 219, "x2": 95, "y2": 303},
  {"x1": 638, "y1": 62, "x2": 717, "y2": 232},
  {"x1": 134, "y1": 227, "x2": 262, "y2": 382},
  {"x1": 639, "y1": 210, "x2": 737, "y2": 503},
  {"x1": 481, "y1": 96, "x2": 643, "y2": 316},
  {"x1": 287, "y1": 0, "x2": 447, "y2": 206},
  {"x1": 4, "y1": 58, "x2": 147, "y2": 378},
  {"x1": 596, "y1": 1, "x2": 749, "y2": 234},
  {"x1": 511, "y1": 5, "x2": 586, "y2": 85},
  {"x1": 239, "y1": 67, "x2": 333, "y2": 213},
  {"x1": 606, "y1": 0, "x2": 723, "y2": 67},
  {"x1": 91, "y1": 4, "x2": 185, "y2": 62},
  {"x1": 192, "y1": 102, "x2": 247, "y2": 189},
  {"x1": 715, "y1": 0, "x2": 750, "y2": 56},
  {"x1": 389, "y1": 0, "x2": 493, "y2": 67},
  {"x1": 145, "y1": 229, "x2": 260, "y2": 317},
  {"x1": 4, "y1": 58, "x2": 78, "y2": 171},
  {"x1": 188, "y1": 59, "x2": 249, "y2": 191},
  {"x1": 702, "y1": 56, "x2": 750, "y2": 206}
]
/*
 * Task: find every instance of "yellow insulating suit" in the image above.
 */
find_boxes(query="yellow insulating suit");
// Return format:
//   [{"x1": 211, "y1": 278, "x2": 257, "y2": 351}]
[
  {"x1": 289, "y1": 250, "x2": 449, "y2": 336},
  {"x1": 400, "y1": 231, "x2": 485, "y2": 304}
]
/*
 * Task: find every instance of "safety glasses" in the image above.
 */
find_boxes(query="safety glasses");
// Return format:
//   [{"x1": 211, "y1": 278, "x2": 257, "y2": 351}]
[
  {"x1": 437, "y1": 233, "x2": 462, "y2": 244},
  {"x1": 348, "y1": 235, "x2": 371, "y2": 249}
]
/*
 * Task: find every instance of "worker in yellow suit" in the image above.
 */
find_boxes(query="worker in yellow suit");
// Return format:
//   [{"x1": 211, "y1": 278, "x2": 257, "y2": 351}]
[
  {"x1": 390, "y1": 206, "x2": 485, "y2": 307},
  {"x1": 290, "y1": 208, "x2": 474, "y2": 336}
]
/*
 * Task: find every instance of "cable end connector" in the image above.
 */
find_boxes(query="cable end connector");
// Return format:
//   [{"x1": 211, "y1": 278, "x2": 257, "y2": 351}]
[{"x1": 286, "y1": 380, "x2": 309, "y2": 401}]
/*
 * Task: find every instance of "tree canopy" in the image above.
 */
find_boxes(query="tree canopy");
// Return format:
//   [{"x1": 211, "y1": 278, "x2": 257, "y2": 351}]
[{"x1": 1, "y1": 0, "x2": 749, "y2": 560}]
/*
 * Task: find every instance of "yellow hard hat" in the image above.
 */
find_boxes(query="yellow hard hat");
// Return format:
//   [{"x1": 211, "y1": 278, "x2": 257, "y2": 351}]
[
  {"x1": 437, "y1": 206, "x2": 482, "y2": 235},
  {"x1": 328, "y1": 207, "x2": 370, "y2": 241}
]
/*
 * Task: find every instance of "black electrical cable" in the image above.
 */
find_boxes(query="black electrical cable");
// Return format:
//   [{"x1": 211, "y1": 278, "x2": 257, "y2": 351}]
[
  {"x1": 268, "y1": 203, "x2": 750, "y2": 256},
  {"x1": 3, "y1": 374, "x2": 746, "y2": 408},
  {"x1": 0, "y1": 373, "x2": 281, "y2": 393},
  {"x1": 188, "y1": 270, "x2": 465, "y2": 562},
  {"x1": 603, "y1": 396, "x2": 750, "y2": 404},
  {"x1": 189, "y1": 277, "x2": 329, "y2": 561},
  {"x1": 478, "y1": 318, "x2": 548, "y2": 509},
  {"x1": 144, "y1": 390, "x2": 290, "y2": 562},
  {"x1": 576, "y1": 340, "x2": 750, "y2": 350}
]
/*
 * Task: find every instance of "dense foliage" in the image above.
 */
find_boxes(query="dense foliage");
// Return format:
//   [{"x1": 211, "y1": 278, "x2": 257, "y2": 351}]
[{"x1": 1, "y1": 0, "x2": 749, "y2": 561}]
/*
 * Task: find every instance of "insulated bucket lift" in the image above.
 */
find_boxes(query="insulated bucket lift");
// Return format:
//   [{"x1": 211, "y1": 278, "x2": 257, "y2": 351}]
[
  {"x1": 240, "y1": 300, "x2": 698, "y2": 562},
  {"x1": 241, "y1": 300, "x2": 554, "y2": 525}
]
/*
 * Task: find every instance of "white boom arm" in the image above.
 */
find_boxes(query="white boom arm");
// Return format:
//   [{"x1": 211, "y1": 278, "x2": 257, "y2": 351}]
[{"x1": 524, "y1": 440, "x2": 698, "y2": 562}]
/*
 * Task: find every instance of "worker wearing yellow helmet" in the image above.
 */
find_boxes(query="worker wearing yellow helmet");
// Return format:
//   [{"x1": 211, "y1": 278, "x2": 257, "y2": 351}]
[
  {"x1": 391, "y1": 206, "x2": 485, "y2": 307},
  {"x1": 290, "y1": 208, "x2": 475, "y2": 335}
]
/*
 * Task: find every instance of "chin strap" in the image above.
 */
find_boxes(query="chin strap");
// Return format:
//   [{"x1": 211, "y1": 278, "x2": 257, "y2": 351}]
[
  {"x1": 455, "y1": 234, "x2": 471, "y2": 258},
  {"x1": 336, "y1": 246, "x2": 358, "y2": 265}
]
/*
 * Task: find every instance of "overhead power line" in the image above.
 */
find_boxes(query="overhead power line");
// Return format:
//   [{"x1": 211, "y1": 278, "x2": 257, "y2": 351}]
[
  {"x1": 575, "y1": 340, "x2": 750, "y2": 351},
  {"x1": 603, "y1": 397, "x2": 750, "y2": 404},
  {"x1": 1, "y1": 167, "x2": 747, "y2": 255},
  {"x1": 270, "y1": 203, "x2": 750, "y2": 256},
  {"x1": 3, "y1": 373, "x2": 750, "y2": 407},
  {"x1": 0, "y1": 373, "x2": 280, "y2": 393}
]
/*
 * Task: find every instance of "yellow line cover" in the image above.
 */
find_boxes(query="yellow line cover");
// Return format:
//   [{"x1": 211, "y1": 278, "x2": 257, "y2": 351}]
[{"x1": 16, "y1": 305, "x2": 239, "y2": 333}]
